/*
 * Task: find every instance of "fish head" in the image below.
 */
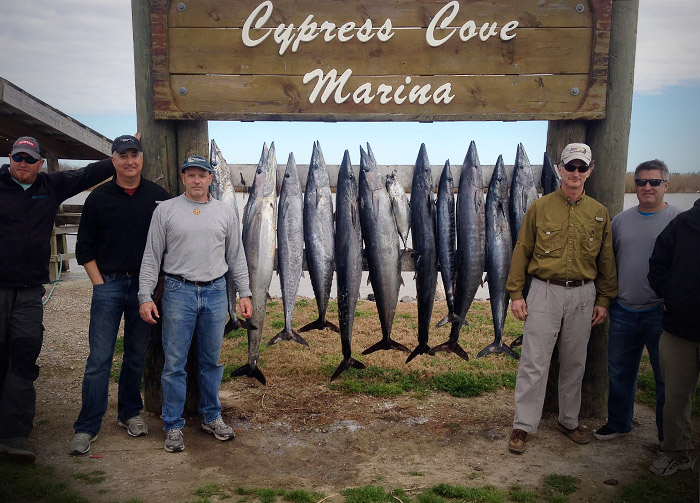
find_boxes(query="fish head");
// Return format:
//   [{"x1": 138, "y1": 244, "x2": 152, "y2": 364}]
[
  {"x1": 307, "y1": 140, "x2": 330, "y2": 189},
  {"x1": 281, "y1": 152, "x2": 301, "y2": 195},
  {"x1": 359, "y1": 143, "x2": 384, "y2": 191},
  {"x1": 489, "y1": 155, "x2": 509, "y2": 200},
  {"x1": 250, "y1": 142, "x2": 270, "y2": 198},
  {"x1": 413, "y1": 143, "x2": 433, "y2": 188},
  {"x1": 460, "y1": 141, "x2": 483, "y2": 190}
]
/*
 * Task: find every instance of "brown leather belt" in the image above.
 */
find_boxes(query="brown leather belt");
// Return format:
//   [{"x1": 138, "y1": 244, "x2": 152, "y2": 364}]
[{"x1": 533, "y1": 275, "x2": 591, "y2": 288}]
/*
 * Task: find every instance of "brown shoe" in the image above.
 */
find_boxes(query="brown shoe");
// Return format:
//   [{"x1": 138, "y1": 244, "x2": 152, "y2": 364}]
[
  {"x1": 557, "y1": 422, "x2": 590, "y2": 444},
  {"x1": 509, "y1": 429, "x2": 528, "y2": 453}
]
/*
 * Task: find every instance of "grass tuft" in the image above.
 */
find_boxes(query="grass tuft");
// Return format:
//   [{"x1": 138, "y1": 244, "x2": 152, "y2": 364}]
[{"x1": 342, "y1": 485, "x2": 395, "y2": 503}]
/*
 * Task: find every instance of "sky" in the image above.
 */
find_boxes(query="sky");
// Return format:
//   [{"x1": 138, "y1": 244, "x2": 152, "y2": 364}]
[{"x1": 1, "y1": 0, "x2": 699, "y2": 173}]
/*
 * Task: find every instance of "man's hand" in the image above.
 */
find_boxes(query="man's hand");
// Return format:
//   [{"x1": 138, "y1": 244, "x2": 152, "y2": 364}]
[
  {"x1": 239, "y1": 297, "x2": 253, "y2": 318},
  {"x1": 510, "y1": 298, "x2": 528, "y2": 322},
  {"x1": 139, "y1": 301, "x2": 160, "y2": 324},
  {"x1": 591, "y1": 305, "x2": 608, "y2": 326}
]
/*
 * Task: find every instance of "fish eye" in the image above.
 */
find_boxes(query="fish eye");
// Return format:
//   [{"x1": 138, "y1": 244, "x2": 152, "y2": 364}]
[
  {"x1": 257, "y1": 168, "x2": 262, "y2": 174},
  {"x1": 285, "y1": 173, "x2": 290, "y2": 178}
]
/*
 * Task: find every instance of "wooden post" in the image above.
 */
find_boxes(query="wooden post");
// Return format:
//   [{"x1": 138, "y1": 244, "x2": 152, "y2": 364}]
[
  {"x1": 581, "y1": 0, "x2": 638, "y2": 418},
  {"x1": 133, "y1": 0, "x2": 208, "y2": 414}
]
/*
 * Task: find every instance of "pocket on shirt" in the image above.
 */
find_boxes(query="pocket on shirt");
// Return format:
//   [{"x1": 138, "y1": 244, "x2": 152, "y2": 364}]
[
  {"x1": 581, "y1": 223, "x2": 603, "y2": 254},
  {"x1": 534, "y1": 222, "x2": 563, "y2": 258}
]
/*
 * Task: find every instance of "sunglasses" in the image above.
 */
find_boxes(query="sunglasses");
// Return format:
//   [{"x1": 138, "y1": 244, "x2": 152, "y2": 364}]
[
  {"x1": 11, "y1": 153, "x2": 40, "y2": 164},
  {"x1": 563, "y1": 163, "x2": 590, "y2": 173},
  {"x1": 634, "y1": 179, "x2": 665, "y2": 187}
]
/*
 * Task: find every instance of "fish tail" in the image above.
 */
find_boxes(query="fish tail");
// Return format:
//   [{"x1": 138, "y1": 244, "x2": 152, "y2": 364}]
[
  {"x1": 298, "y1": 318, "x2": 340, "y2": 333},
  {"x1": 230, "y1": 364, "x2": 267, "y2": 385},
  {"x1": 509, "y1": 334, "x2": 523, "y2": 348},
  {"x1": 361, "y1": 338, "x2": 410, "y2": 355},
  {"x1": 330, "y1": 357, "x2": 366, "y2": 381},
  {"x1": 405, "y1": 343, "x2": 432, "y2": 363},
  {"x1": 431, "y1": 340, "x2": 469, "y2": 361},
  {"x1": 477, "y1": 341, "x2": 520, "y2": 360},
  {"x1": 435, "y1": 312, "x2": 467, "y2": 329},
  {"x1": 267, "y1": 329, "x2": 309, "y2": 347}
]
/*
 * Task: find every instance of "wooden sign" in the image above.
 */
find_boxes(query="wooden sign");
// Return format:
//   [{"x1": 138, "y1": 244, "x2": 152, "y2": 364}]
[{"x1": 151, "y1": 0, "x2": 611, "y2": 121}]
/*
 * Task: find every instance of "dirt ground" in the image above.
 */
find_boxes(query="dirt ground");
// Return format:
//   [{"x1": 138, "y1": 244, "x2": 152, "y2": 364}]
[{"x1": 31, "y1": 279, "x2": 680, "y2": 503}]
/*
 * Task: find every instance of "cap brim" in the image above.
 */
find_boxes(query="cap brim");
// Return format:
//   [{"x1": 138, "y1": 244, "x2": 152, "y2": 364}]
[{"x1": 11, "y1": 147, "x2": 42, "y2": 159}]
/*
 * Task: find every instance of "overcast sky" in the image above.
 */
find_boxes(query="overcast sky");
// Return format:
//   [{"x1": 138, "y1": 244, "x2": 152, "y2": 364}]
[{"x1": 1, "y1": 0, "x2": 699, "y2": 172}]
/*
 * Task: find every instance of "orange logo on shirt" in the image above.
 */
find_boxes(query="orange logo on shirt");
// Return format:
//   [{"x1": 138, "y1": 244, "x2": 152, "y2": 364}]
[{"x1": 193, "y1": 209, "x2": 200, "y2": 215}]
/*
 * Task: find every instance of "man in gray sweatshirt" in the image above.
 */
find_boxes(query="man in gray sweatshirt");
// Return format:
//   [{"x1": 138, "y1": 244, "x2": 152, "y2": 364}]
[
  {"x1": 139, "y1": 155, "x2": 252, "y2": 453},
  {"x1": 594, "y1": 159, "x2": 681, "y2": 444}
]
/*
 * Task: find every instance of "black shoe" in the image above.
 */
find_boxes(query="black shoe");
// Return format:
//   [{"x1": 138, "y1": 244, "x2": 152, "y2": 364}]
[
  {"x1": 0, "y1": 437, "x2": 36, "y2": 462},
  {"x1": 594, "y1": 424, "x2": 630, "y2": 440}
]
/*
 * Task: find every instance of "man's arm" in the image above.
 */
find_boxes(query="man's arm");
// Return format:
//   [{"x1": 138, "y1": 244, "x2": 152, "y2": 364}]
[
  {"x1": 648, "y1": 218, "x2": 676, "y2": 299},
  {"x1": 138, "y1": 206, "x2": 167, "y2": 324},
  {"x1": 57, "y1": 158, "x2": 115, "y2": 201},
  {"x1": 593, "y1": 210, "x2": 618, "y2": 311},
  {"x1": 83, "y1": 260, "x2": 104, "y2": 285}
]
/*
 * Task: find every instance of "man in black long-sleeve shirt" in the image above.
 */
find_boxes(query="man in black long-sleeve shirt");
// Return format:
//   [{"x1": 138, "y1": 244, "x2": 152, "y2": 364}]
[
  {"x1": 68, "y1": 135, "x2": 169, "y2": 456},
  {"x1": 0, "y1": 136, "x2": 115, "y2": 462}
]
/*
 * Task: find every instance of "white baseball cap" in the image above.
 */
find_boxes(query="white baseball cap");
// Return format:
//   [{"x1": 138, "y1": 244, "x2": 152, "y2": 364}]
[{"x1": 561, "y1": 143, "x2": 592, "y2": 166}]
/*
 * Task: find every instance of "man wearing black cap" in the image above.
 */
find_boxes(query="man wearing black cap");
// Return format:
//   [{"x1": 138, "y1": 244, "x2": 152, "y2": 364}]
[
  {"x1": 139, "y1": 155, "x2": 252, "y2": 453},
  {"x1": 0, "y1": 136, "x2": 116, "y2": 462},
  {"x1": 68, "y1": 135, "x2": 170, "y2": 456}
]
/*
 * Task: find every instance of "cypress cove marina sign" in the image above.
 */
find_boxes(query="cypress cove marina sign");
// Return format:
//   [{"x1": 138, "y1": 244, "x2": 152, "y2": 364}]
[{"x1": 150, "y1": 0, "x2": 611, "y2": 121}]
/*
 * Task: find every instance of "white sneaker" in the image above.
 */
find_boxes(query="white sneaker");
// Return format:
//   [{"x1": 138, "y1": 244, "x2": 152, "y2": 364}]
[
  {"x1": 201, "y1": 418, "x2": 235, "y2": 441},
  {"x1": 118, "y1": 415, "x2": 149, "y2": 437},
  {"x1": 649, "y1": 454, "x2": 691, "y2": 476}
]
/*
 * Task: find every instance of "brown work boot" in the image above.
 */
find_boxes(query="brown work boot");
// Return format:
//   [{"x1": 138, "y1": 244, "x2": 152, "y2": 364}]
[
  {"x1": 557, "y1": 422, "x2": 590, "y2": 444},
  {"x1": 508, "y1": 429, "x2": 528, "y2": 454}
]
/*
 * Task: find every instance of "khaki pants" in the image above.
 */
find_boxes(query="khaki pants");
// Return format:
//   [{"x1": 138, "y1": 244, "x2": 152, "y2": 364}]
[
  {"x1": 659, "y1": 330, "x2": 700, "y2": 461},
  {"x1": 513, "y1": 278, "x2": 596, "y2": 433}
]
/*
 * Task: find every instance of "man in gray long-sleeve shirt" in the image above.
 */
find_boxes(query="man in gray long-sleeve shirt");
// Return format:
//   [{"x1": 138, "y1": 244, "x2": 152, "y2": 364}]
[{"x1": 139, "y1": 155, "x2": 252, "y2": 453}]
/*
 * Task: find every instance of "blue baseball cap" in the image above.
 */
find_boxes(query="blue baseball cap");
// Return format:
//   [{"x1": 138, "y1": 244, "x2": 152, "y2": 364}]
[{"x1": 180, "y1": 155, "x2": 213, "y2": 173}]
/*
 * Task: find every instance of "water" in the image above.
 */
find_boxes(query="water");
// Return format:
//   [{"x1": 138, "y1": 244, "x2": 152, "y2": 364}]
[{"x1": 61, "y1": 191, "x2": 699, "y2": 300}]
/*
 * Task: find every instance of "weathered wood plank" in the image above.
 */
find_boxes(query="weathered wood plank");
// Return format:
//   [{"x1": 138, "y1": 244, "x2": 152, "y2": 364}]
[
  {"x1": 166, "y1": 0, "x2": 595, "y2": 28},
  {"x1": 159, "y1": 74, "x2": 604, "y2": 121},
  {"x1": 168, "y1": 27, "x2": 592, "y2": 76}
]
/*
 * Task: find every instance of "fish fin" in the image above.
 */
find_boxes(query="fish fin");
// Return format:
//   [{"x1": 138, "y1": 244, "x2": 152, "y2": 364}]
[
  {"x1": 435, "y1": 312, "x2": 467, "y2": 329},
  {"x1": 405, "y1": 343, "x2": 432, "y2": 363},
  {"x1": 330, "y1": 357, "x2": 366, "y2": 381},
  {"x1": 430, "y1": 340, "x2": 469, "y2": 361},
  {"x1": 361, "y1": 338, "x2": 410, "y2": 355},
  {"x1": 367, "y1": 276, "x2": 371, "y2": 286},
  {"x1": 267, "y1": 329, "x2": 309, "y2": 347},
  {"x1": 509, "y1": 334, "x2": 523, "y2": 348},
  {"x1": 298, "y1": 318, "x2": 340, "y2": 333},
  {"x1": 476, "y1": 341, "x2": 520, "y2": 360},
  {"x1": 225, "y1": 317, "x2": 257, "y2": 334},
  {"x1": 230, "y1": 364, "x2": 267, "y2": 385}
]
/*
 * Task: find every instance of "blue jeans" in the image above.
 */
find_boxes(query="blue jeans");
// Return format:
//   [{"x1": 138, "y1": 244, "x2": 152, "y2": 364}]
[
  {"x1": 606, "y1": 302, "x2": 665, "y2": 441},
  {"x1": 74, "y1": 274, "x2": 150, "y2": 436},
  {"x1": 161, "y1": 276, "x2": 227, "y2": 431}
]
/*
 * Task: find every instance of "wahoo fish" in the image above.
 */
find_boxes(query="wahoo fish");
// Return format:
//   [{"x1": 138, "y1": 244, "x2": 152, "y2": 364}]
[
  {"x1": 435, "y1": 160, "x2": 464, "y2": 329},
  {"x1": 433, "y1": 141, "x2": 485, "y2": 361},
  {"x1": 406, "y1": 144, "x2": 438, "y2": 363},
  {"x1": 332, "y1": 150, "x2": 366, "y2": 380},
  {"x1": 478, "y1": 156, "x2": 519, "y2": 359},
  {"x1": 210, "y1": 140, "x2": 248, "y2": 333},
  {"x1": 233, "y1": 142, "x2": 277, "y2": 385},
  {"x1": 541, "y1": 151, "x2": 561, "y2": 195},
  {"x1": 300, "y1": 141, "x2": 338, "y2": 333},
  {"x1": 509, "y1": 143, "x2": 538, "y2": 248},
  {"x1": 269, "y1": 153, "x2": 307, "y2": 347},
  {"x1": 385, "y1": 171, "x2": 411, "y2": 250},
  {"x1": 359, "y1": 143, "x2": 408, "y2": 355},
  {"x1": 508, "y1": 144, "x2": 538, "y2": 350}
]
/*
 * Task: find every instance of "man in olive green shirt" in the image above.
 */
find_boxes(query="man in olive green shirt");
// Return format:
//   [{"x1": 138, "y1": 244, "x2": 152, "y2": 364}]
[{"x1": 506, "y1": 143, "x2": 617, "y2": 454}]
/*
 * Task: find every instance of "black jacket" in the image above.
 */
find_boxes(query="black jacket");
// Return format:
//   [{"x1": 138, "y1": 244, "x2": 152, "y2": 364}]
[
  {"x1": 76, "y1": 177, "x2": 170, "y2": 274},
  {"x1": 0, "y1": 159, "x2": 115, "y2": 288},
  {"x1": 648, "y1": 198, "x2": 700, "y2": 342}
]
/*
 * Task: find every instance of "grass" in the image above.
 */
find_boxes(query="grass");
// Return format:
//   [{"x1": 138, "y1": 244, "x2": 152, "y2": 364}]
[
  {"x1": 0, "y1": 459, "x2": 88, "y2": 503},
  {"x1": 614, "y1": 470, "x2": 698, "y2": 503},
  {"x1": 71, "y1": 469, "x2": 107, "y2": 485}
]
